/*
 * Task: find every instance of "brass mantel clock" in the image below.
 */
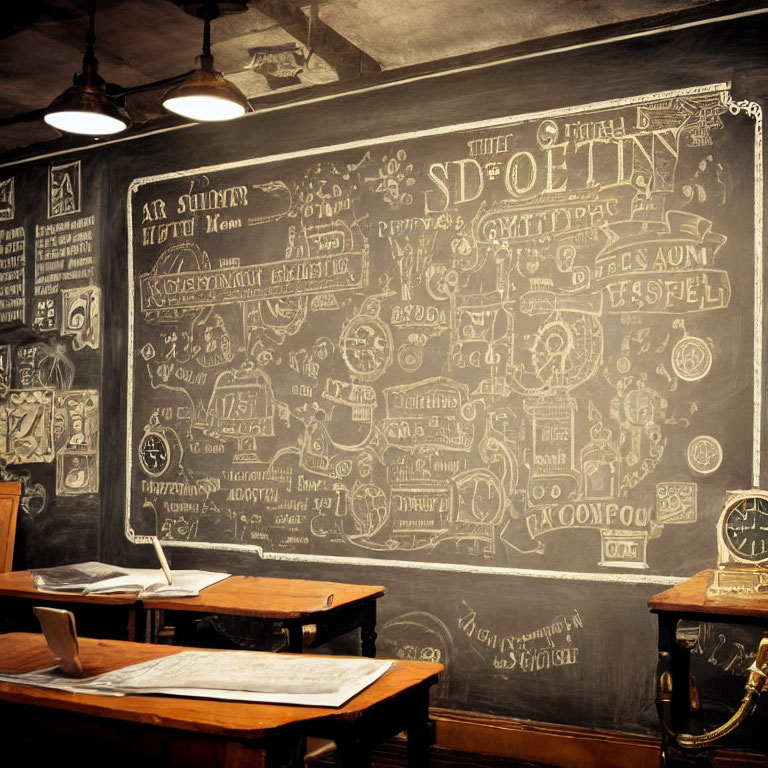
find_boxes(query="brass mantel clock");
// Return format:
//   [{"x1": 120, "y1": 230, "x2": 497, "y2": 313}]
[{"x1": 707, "y1": 490, "x2": 768, "y2": 598}]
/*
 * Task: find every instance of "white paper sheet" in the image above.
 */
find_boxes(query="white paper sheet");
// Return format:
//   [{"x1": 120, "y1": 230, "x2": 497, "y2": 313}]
[{"x1": 81, "y1": 650, "x2": 393, "y2": 706}]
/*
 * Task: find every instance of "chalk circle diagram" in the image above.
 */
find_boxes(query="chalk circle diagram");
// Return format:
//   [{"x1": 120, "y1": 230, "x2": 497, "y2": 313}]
[
  {"x1": 138, "y1": 431, "x2": 171, "y2": 477},
  {"x1": 378, "y1": 611, "x2": 454, "y2": 701},
  {"x1": 144, "y1": 242, "x2": 208, "y2": 323},
  {"x1": 687, "y1": 435, "x2": 723, "y2": 474},
  {"x1": 671, "y1": 336, "x2": 712, "y2": 382},
  {"x1": 340, "y1": 313, "x2": 393, "y2": 381}
]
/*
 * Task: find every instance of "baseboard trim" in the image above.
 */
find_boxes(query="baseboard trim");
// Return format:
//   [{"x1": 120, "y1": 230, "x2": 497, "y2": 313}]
[{"x1": 430, "y1": 708, "x2": 766, "y2": 768}]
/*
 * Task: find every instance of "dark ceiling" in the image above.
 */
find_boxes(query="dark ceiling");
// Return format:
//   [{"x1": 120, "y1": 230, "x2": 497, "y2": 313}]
[{"x1": 0, "y1": 0, "x2": 760, "y2": 158}]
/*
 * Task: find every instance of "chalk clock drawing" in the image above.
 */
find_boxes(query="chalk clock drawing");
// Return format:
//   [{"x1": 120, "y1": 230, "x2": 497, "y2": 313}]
[{"x1": 126, "y1": 84, "x2": 762, "y2": 579}]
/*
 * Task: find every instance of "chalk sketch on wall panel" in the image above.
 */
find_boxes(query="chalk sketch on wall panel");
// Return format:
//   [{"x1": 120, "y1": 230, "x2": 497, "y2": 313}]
[
  {"x1": 126, "y1": 83, "x2": 763, "y2": 580},
  {"x1": 0, "y1": 156, "x2": 101, "y2": 503}
]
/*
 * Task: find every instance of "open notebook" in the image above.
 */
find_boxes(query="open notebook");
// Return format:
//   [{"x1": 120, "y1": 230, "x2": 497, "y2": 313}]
[{"x1": 29, "y1": 560, "x2": 229, "y2": 598}]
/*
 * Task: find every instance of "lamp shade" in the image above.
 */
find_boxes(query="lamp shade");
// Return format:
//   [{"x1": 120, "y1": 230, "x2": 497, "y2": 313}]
[
  {"x1": 162, "y1": 64, "x2": 248, "y2": 121},
  {"x1": 44, "y1": 82, "x2": 130, "y2": 135},
  {"x1": 42, "y1": 0, "x2": 131, "y2": 137}
]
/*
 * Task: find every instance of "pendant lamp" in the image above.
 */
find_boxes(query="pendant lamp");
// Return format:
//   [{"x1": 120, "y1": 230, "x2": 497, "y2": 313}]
[
  {"x1": 162, "y1": 3, "x2": 248, "y2": 122},
  {"x1": 44, "y1": 0, "x2": 130, "y2": 136}
]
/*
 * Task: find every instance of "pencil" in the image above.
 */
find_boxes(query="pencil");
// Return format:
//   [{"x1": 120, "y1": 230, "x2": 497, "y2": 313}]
[{"x1": 151, "y1": 536, "x2": 173, "y2": 585}]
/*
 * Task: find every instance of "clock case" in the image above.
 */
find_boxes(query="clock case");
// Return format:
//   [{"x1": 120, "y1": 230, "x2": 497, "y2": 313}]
[{"x1": 707, "y1": 490, "x2": 768, "y2": 598}]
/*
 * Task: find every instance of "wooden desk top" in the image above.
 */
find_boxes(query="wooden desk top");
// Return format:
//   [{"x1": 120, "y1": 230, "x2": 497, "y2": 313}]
[
  {"x1": 143, "y1": 575, "x2": 387, "y2": 618},
  {"x1": 0, "y1": 632, "x2": 441, "y2": 737},
  {"x1": 0, "y1": 570, "x2": 138, "y2": 605},
  {"x1": 648, "y1": 569, "x2": 768, "y2": 620},
  {"x1": 0, "y1": 571, "x2": 386, "y2": 618}
]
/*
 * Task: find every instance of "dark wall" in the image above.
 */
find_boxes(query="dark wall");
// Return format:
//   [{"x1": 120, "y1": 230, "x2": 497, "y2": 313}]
[{"x1": 2, "y1": 14, "x2": 768, "y2": 736}]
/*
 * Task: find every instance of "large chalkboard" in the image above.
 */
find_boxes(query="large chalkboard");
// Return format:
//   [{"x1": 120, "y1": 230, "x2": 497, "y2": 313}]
[{"x1": 126, "y1": 84, "x2": 758, "y2": 579}]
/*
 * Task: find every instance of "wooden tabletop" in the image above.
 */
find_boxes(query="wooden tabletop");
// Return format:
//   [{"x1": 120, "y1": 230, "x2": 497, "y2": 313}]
[
  {"x1": 0, "y1": 632, "x2": 442, "y2": 737},
  {"x1": 0, "y1": 570, "x2": 138, "y2": 605},
  {"x1": 143, "y1": 575, "x2": 387, "y2": 618},
  {"x1": 648, "y1": 569, "x2": 768, "y2": 620},
  {"x1": 0, "y1": 571, "x2": 386, "y2": 618}
]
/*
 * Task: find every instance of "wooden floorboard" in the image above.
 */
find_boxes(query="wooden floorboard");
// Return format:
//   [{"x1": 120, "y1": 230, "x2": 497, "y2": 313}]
[{"x1": 310, "y1": 739, "x2": 555, "y2": 767}]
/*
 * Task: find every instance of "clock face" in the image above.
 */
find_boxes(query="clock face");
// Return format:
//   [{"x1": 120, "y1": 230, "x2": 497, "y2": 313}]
[
  {"x1": 723, "y1": 496, "x2": 768, "y2": 563},
  {"x1": 138, "y1": 432, "x2": 170, "y2": 477}
]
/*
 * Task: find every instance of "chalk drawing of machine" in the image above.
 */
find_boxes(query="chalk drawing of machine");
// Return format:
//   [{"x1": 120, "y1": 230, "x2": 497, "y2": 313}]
[
  {"x1": 332, "y1": 470, "x2": 505, "y2": 556},
  {"x1": 510, "y1": 287, "x2": 604, "y2": 395},
  {"x1": 522, "y1": 394, "x2": 580, "y2": 506},
  {"x1": 299, "y1": 418, "x2": 357, "y2": 480},
  {"x1": 203, "y1": 363, "x2": 276, "y2": 463}
]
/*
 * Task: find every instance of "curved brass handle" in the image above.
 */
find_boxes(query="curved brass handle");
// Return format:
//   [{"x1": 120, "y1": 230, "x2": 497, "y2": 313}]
[{"x1": 677, "y1": 637, "x2": 768, "y2": 749}]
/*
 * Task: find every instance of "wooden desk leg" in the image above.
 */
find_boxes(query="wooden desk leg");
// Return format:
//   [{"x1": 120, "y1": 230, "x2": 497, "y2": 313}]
[
  {"x1": 335, "y1": 738, "x2": 373, "y2": 768},
  {"x1": 656, "y1": 613, "x2": 713, "y2": 768},
  {"x1": 406, "y1": 719, "x2": 433, "y2": 768},
  {"x1": 133, "y1": 605, "x2": 150, "y2": 643},
  {"x1": 360, "y1": 602, "x2": 377, "y2": 658},
  {"x1": 224, "y1": 732, "x2": 305, "y2": 768},
  {"x1": 285, "y1": 619, "x2": 305, "y2": 653}
]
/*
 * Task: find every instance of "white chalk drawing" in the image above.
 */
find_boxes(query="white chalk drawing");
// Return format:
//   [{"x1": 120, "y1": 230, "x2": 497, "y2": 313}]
[
  {"x1": 54, "y1": 389, "x2": 100, "y2": 495},
  {"x1": 0, "y1": 177, "x2": 15, "y2": 221},
  {"x1": 0, "y1": 224, "x2": 25, "y2": 324},
  {"x1": 2, "y1": 338, "x2": 100, "y2": 495},
  {"x1": 378, "y1": 611, "x2": 459, "y2": 700},
  {"x1": 678, "y1": 621, "x2": 759, "y2": 678},
  {"x1": 670, "y1": 318, "x2": 712, "y2": 382},
  {"x1": 655, "y1": 481, "x2": 697, "y2": 524},
  {"x1": 340, "y1": 300, "x2": 393, "y2": 382},
  {"x1": 61, "y1": 285, "x2": 100, "y2": 350},
  {"x1": 32, "y1": 298, "x2": 57, "y2": 333},
  {"x1": 687, "y1": 435, "x2": 723, "y2": 474},
  {"x1": 138, "y1": 430, "x2": 172, "y2": 478},
  {"x1": 34, "y1": 213, "x2": 96, "y2": 297},
  {"x1": 0, "y1": 466, "x2": 47, "y2": 518},
  {"x1": 125, "y1": 84, "x2": 762, "y2": 579},
  {"x1": 16, "y1": 343, "x2": 75, "y2": 391},
  {"x1": 671, "y1": 335, "x2": 712, "y2": 381},
  {"x1": 458, "y1": 601, "x2": 582, "y2": 673},
  {"x1": 48, "y1": 161, "x2": 81, "y2": 219},
  {"x1": 0, "y1": 389, "x2": 54, "y2": 464},
  {"x1": 53, "y1": 390, "x2": 98, "y2": 451},
  {"x1": 56, "y1": 452, "x2": 98, "y2": 495},
  {"x1": 0, "y1": 346, "x2": 10, "y2": 399},
  {"x1": 379, "y1": 611, "x2": 451, "y2": 665}
]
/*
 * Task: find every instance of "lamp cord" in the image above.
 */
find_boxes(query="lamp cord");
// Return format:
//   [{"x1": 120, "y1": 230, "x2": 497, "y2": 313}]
[
  {"x1": 202, "y1": 17, "x2": 211, "y2": 58},
  {"x1": 80, "y1": 0, "x2": 98, "y2": 83},
  {"x1": 86, "y1": 0, "x2": 96, "y2": 51}
]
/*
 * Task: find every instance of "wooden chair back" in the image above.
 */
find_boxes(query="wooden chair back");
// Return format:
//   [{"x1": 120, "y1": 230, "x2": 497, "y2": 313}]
[{"x1": 0, "y1": 481, "x2": 21, "y2": 572}]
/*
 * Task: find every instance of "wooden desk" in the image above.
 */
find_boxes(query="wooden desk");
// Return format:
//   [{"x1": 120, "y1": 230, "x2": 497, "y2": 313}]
[
  {"x1": 0, "y1": 570, "x2": 143, "y2": 640},
  {"x1": 649, "y1": 570, "x2": 768, "y2": 767},
  {"x1": 145, "y1": 576, "x2": 386, "y2": 655},
  {"x1": 0, "y1": 632, "x2": 441, "y2": 768},
  {"x1": 0, "y1": 571, "x2": 386, "y2": 655}
]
